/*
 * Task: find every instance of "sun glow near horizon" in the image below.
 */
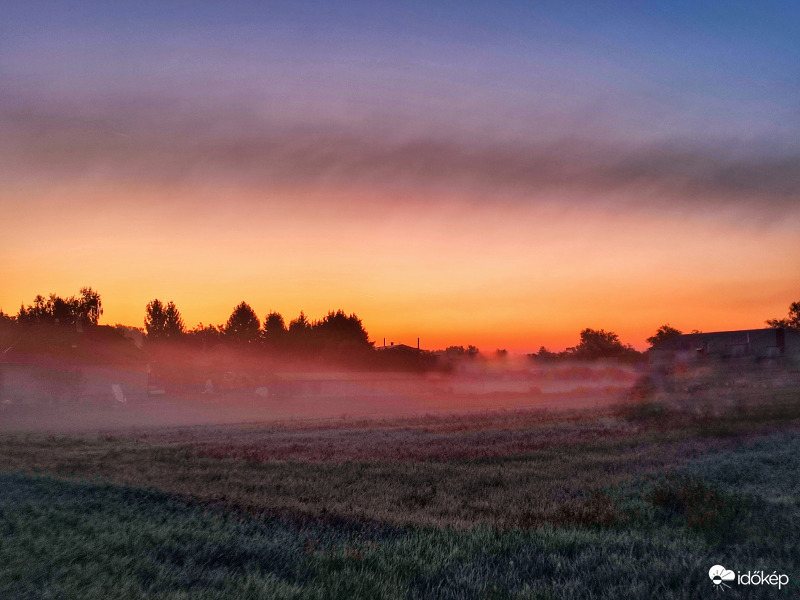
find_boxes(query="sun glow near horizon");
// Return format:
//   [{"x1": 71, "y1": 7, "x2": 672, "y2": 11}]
[{"x1": 2, "y1": 181, "x2": 797, "y2": 353}]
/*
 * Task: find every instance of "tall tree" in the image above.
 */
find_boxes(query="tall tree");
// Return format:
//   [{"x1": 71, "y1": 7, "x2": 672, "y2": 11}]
[
  {"x1": 76, "y1": 286, "x2": 103, "y2": 325},
  {"x1": 144, "y1": 299, "x2": 167, "y2": 338},
  {"x1": 766, "y1": 301, "x2": 800, "y2": 332},
  {"x1": 312, "y1": 310, "x2": 372, "y2": 348},
  {"x1": 287, "y1": 311, "x2": 312, "y2": 346},
  {"x1": 50, "y1": 295, "x2": 73, "y2": 323},
  {"x1": 263, "y1": 311, "x2": 287, "y2": 346},
  {"x1": 225, "y1": 301, "x2": 261, "y2": 343},
  {"x1": 163, "y1": 301, "x2": 185, "y2": 338}
]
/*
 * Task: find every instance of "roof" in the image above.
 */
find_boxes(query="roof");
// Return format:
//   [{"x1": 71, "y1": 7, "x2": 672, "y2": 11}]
[
  {"x1": 375, "y1": 343, "x2": 423, "y2": 352},
  {"x1": 652, "y1": 327, "x2": 800, "y2": 354}
]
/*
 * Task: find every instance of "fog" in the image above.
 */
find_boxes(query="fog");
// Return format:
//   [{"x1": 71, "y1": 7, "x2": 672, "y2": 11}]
[{"x1": 0, "y1": 350, "x2": 640, "y2": 434}]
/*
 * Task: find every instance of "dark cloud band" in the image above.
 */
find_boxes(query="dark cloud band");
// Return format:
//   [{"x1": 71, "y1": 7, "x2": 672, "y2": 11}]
[{"x1": 2, "y1": 95, "x2": 798, "y2": 217}]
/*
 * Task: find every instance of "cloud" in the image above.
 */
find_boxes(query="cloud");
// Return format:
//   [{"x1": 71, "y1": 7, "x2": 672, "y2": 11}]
[{"x1": 2, "y1": 92, "x2": 799, "y2": 219}]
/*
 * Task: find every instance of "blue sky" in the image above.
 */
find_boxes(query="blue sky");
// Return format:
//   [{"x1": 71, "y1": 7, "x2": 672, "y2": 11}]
[{"x1": 4, "y1": 0, "x2": 798, "y2": 144}]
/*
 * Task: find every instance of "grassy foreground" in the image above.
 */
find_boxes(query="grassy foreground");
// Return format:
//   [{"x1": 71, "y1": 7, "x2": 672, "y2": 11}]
[{"x1": 2, "y1": 428, "x2": 800, "y2": 598}]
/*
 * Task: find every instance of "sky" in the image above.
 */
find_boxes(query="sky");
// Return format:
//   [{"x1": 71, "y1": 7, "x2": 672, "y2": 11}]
[{"x1": 2, "y1": 1, "x2": 799, "y2": 352}]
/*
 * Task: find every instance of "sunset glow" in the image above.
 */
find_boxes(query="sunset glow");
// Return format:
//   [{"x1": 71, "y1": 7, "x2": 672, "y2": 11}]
[{"x1": 2, "y1": 2, "x2": 799, "y2": 352}]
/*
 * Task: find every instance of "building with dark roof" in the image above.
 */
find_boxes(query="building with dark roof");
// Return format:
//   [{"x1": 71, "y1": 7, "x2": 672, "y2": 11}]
[{"x1": 650, "y1": 327, "x2": 800, "y2": 366}]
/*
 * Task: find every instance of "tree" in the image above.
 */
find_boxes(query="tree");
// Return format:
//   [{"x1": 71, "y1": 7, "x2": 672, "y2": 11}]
[
  {"x1": 144, "y1": 299, "x2": 167, "y2": 338},
  {"x1": 312, "y1": 310, "x2": 372, "y2": 349},
  {"x1": 186, "y1": 323, "x2": 222, "y2": 347},
  {"x1": 532, "y1": 346, "x2": 558, "y2": 361},
  {"x1": 568, "y1": 328, "x2": 641, "y2": 361},
  {"x1": 51, "y1": 295, "x2": 73, "y2": 323},
  {"x1": 646, "y1": 324, "x2": 683, "y2": 347},
  {"x1": 766, "y1": 301, "x2": 800, "y2": 332},
  {"x1": 16, "y1": 288, "x2": 102, "y2": 326},
  {"x1": 263, "y1": 311, "x2": 287, "y2": 346},
  {"x1": 163, "y1": 301, "x2": 185, "y2": 338},
  {"x1": 225, "y1": 301, "x2": 261, "y2": 343},
  {"x1": 76, "y1": 287, "x2": 102, "y2": 325},
  {"x1": 287, "y1": 311, "x2": 312, "y2": 346},
  {"x1": 444, "y1": 345, "x2": 480, "y2": 358}
]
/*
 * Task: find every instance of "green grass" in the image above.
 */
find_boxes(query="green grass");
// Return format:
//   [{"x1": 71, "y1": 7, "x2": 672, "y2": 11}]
[
  {"x1": 2, "y1": 419, "x2": 795, "y2": 530},
  {"x1": 3, "y1": 431, "x2": 800, "y2": 598}
]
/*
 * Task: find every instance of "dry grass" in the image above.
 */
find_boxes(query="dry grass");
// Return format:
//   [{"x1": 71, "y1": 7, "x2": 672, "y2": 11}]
[{"x1": 2, "y1": 420, "x2": 797, "y2": 530}]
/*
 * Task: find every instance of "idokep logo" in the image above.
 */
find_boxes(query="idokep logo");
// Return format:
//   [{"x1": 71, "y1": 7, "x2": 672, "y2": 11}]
[
  {"x1": 709, "y1": 564, "x2": 790, "y2": 591},
  {"x1": 709, "y1": 565, "x2": 735, "y2": 590}
]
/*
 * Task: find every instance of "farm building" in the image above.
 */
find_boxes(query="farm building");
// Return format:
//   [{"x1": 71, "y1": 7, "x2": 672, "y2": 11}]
[{"x1": 650, "y1": 327, "x2": 800, "y2": 366}]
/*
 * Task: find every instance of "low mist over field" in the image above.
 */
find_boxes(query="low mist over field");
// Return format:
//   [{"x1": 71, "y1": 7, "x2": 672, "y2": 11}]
[{"x1": 0, "y1": 350, "x2": 640, "y2": 434}]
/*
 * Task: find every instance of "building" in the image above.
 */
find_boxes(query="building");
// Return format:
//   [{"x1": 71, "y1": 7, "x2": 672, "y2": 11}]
[{"x1": 650, "y1": 328, "x2": 800, "y2": 366}]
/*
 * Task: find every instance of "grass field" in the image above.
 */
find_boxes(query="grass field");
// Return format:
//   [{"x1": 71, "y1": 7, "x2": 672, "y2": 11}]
[{"x1": 2, "y1": 370, "x2": 800, "y2": 598}]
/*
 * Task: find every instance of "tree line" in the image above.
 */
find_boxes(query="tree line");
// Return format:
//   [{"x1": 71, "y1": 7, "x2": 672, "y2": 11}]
[
  {"x1": 144, "y1": 299, "x2": 372, "y2": 354},
  {"x1": 531, "y1": 328, "x2": 646, "y2": 363},
  {"x1": 5, "y1": 289, "x2": 799, "y2": 363},
  {"x1": 10, "y1": 287, "x2": 103, "y2": 327}
]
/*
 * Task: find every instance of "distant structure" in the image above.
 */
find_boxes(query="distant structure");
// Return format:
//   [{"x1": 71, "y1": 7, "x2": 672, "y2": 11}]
[
  {"x1": 375, "y1": 343, "x2": 422, "y2": 353},
  {"x1": 650, "y1": 328, "x2": 800, "y2": 366},
  {"x1": 375, "y1": 337, "x2": 422, "y2": 352}
]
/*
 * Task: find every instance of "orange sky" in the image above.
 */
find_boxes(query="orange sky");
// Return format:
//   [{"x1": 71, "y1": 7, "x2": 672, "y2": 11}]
[
  {"x1": 2, "y1": 3, "x2": 799, "y2": 353},
  {"x1": 2, "y1": 179, "x2": 797, "y2": 352}
]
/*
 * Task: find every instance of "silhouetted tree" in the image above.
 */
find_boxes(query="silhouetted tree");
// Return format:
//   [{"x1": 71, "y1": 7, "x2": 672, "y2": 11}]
[
  {"x1": 532, "y1": 346, "x2": 557, "y2": 361},
  {"x1": 287, "y1": 311, "x2": 312, "y2": 347},
  {"x1": 163, "y1": 301, "x2": 185, "y2": 338},
  {"x1": 444, "y1": 345, "x2": 480, "y2": 358},
  {"x1": 263, "y1": 311, "x2": 287, "y2": 346},
  {"x1": 567, "y1": 328, "x2": 641, "y2": 361},
  {"x1": 225, "y1": 302, "x2": 260, "y2": 343},
  {"x1": 16, "y1": 288, "x2": 102, "y2": 326},
  {"x1": 646, "y1": 324, "x2": 683, "y2": 347},
  {"x1": 186, "y1": 323, "x2": 222, "y2": 347},
  {"x1": 312, "y1": 310, "x2": 372, "y2": 349},
  {"x1": 766, "y1": 301, "x2": 800, "y2": 332},
  {"x1": 76, "y1": 287, "x2": 103, "y2": 325},
  {"x1": 144, "y1": 299, "x2": 167, "y2": 338},
  {"x1": 51, "y1": 295, "x2": 73, "y2": 323},
  {"x1": 16, "y1": 295, "x2": 44, "y2": 324}
]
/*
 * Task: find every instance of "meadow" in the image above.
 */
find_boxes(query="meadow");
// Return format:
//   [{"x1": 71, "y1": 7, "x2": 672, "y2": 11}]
[{"x1": 2, "y1": 365, "x2": 800, "y2": 598}]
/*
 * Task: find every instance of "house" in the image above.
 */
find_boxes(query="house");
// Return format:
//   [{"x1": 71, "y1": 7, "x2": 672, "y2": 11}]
[{"x1": 375, "y1": 342, "x2": 422, "y2": 353}]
